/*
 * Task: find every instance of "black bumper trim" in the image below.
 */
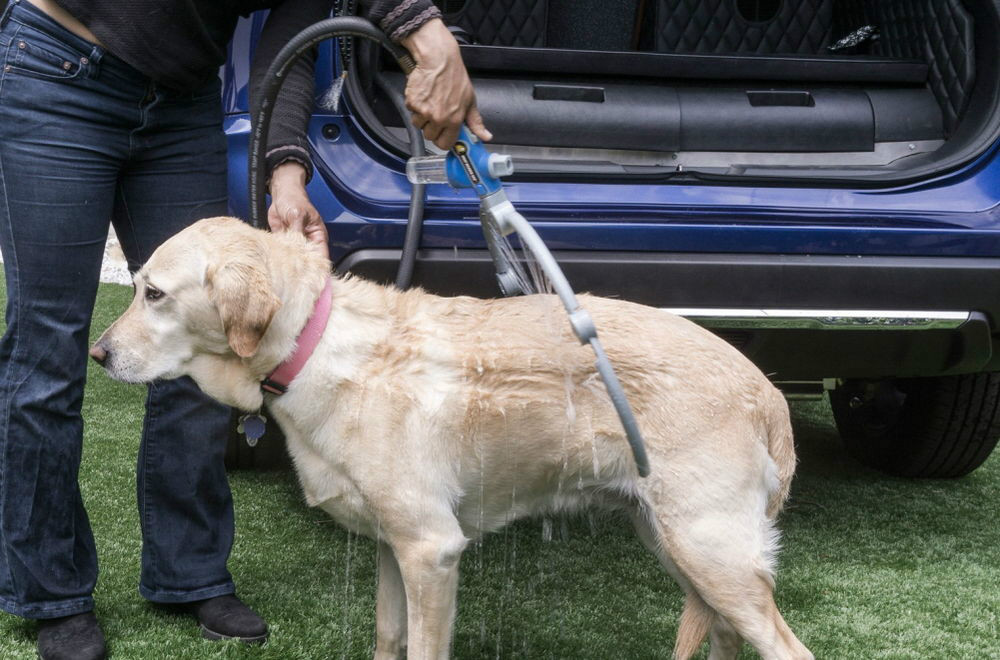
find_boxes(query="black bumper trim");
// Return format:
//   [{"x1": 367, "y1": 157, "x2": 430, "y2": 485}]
[{"x1": 336, "y1": 249, "x2": 1000, "y2": 379}]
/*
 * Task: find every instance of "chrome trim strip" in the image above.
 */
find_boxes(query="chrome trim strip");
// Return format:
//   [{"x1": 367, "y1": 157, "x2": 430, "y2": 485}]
[{"x1": 664, "y1": 308, "x2": 971, "y2": 330}]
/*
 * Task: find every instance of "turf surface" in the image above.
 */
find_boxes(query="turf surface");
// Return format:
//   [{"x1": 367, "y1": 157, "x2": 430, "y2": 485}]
[{"x1": 0, "y1": 280, "x2": 997, "y2": 658}]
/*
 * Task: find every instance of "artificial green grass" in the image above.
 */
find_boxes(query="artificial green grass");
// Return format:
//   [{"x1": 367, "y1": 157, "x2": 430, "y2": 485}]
[{"x1": 0, "y1": 279, "x2": 997, "y2": 658}]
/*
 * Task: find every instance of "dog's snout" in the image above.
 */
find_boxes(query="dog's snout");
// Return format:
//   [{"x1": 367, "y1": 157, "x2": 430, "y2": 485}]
[{"x1": 89, "y1": 341, "x2": 109, "y2": 365}]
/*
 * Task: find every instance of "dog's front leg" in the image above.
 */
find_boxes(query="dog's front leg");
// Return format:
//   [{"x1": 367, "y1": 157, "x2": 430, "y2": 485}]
[
  {"x1": 392, "y1": 523, "x2": 468, "y2": 660},
  {"x1": 375, "y1": 541, "x2": 407, "y2": 660}
]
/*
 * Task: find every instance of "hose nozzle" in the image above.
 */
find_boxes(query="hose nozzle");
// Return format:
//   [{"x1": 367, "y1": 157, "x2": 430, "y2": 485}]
[{"x1": 406, "y1": 153, "x2": 514, "y2": 187}]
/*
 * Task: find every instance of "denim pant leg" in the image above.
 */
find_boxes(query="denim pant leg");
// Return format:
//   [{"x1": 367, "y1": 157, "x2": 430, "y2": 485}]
[
  {"x1": 0, "y1": 3, "x2": 129, "y2": 619},
  {"x1": 112, "y1": 79, "x2": 237, "y2": 604}
]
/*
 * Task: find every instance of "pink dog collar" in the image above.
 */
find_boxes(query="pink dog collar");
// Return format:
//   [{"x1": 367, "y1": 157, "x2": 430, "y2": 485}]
[{"x1": 261, "y1": 277, "x2": 332, "y2": 395}]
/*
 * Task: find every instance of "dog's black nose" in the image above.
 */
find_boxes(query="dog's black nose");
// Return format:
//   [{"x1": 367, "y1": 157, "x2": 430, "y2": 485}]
[{"x1": 89, "y1": 342, "x2": 108, "y2": 365}]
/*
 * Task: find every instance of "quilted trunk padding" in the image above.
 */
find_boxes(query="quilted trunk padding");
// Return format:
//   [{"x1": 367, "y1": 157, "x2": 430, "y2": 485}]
[
  {"x1": 834, "y1": 0, "x2": 975, "y2": 133},
  {"x1": 438, "y1": 0, "x2": 975, "y2": 134},
  {"x1": 446, "y1": 0, "x2": 548, "y2": 47},
  {"x1": 653, "y1": 0, "x2": 836, "y2": 53},
  {"x1": 651, "y1": 0, "x2": 975, "y2": 132}
]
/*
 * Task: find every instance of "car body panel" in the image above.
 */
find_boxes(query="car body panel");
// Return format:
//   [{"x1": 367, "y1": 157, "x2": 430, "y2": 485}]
[
  {"x1": 224, "y1": 21, "x2": 1000, "y2": 268},
  {"x1": 226, "y1": 112, "x2": 1000, "y2": 264}
]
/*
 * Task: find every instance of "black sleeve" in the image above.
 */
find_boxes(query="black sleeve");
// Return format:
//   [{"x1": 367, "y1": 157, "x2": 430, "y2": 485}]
[
  {"x1": 249, "y1": 0, "x2": 333, "y2": 183},
  {"x1": 362, "y1": 0, "x2": 442, "y2": 42}
]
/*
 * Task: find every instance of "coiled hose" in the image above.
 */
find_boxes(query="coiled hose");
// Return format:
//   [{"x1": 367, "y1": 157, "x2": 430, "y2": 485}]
[{"x1": 248, "y1": 16, "x2": 425, "y2": 289}]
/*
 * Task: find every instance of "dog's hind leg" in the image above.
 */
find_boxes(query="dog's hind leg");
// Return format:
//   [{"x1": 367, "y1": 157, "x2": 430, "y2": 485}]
[
  {"x1": 692, "y1": 569, "x2": 811, "y2": 660},
  {"x1": 631, "y1": 463, "x2": 811, "y2": 660},
  {"x1": 629, "y1": 505, "x2": 715, "y2": 660},
  {"x1": 660, "y1": 511, "x2": 812, "y2": 660},
  {"x1": 707, "y1": 616, "x2": 743, "y2": 660},
  {"x1": 375, "y1": 541, "x2": 408, "y2": 660}
]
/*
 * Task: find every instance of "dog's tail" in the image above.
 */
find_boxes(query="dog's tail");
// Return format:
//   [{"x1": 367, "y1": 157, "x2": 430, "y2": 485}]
[
  {"x1": 673, "y1": 591, "x2": 714, "y2": 660},
  {"x1": 764, "y1": 387, "x2": 796, "y2": 518}
]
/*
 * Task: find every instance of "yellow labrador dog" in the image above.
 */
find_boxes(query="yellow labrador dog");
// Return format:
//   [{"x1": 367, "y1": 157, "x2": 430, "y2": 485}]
[{"x1": 91, "y1": 217, "x2": 811, "y2": 660}]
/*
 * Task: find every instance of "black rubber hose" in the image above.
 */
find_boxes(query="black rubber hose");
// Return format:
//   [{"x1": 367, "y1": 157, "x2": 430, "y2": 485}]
[
  {"x1": 375, "y1": 72, "x2": 426, "y2": 290},
  {"x1": 249, "y1": 16, "x2": 414, "y2": 229}
]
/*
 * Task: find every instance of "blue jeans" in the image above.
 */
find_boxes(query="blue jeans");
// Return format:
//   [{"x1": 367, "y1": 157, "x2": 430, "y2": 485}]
[{"x1": 0, "y1": 0, "x2": 237, "y2": 619}]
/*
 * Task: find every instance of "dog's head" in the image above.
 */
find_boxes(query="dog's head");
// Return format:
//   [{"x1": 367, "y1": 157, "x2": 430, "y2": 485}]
[{"x1": 91, "y1": 217, "x2": 291, "y2": 408}]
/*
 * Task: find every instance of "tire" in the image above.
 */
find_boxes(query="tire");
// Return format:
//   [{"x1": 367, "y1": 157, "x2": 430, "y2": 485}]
[{"x1": 830, "y1": 373, "x2": 1000, "y2": 478}]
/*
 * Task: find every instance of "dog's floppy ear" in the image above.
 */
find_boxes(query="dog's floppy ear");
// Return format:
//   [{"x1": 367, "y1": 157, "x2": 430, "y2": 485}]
[{"x1": 206, "y1": 257, "x2": 281, "y2": 358}]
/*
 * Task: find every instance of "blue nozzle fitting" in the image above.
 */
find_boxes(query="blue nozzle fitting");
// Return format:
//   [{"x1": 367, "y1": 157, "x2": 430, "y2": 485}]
[
  {"x1": 405, "y1": 127, "x2": 514, "y2": 198},
  {"x1": 447, "y1": 127, "x2": 503, "y2": 197}
]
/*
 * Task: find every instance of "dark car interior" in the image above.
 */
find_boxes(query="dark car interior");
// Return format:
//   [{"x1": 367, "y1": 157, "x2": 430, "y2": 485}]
[{"x1": 347, "y1": 0, "x2": 1000, "y2": 183}]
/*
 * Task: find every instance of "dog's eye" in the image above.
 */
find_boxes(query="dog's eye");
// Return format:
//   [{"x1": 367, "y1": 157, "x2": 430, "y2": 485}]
[{"x1": 145, "y1": 286, "x2": 164, "y2": 302}]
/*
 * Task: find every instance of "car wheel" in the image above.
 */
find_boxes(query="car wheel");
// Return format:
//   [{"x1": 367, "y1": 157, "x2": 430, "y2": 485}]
[{"x1": 830, "y1": 373, "x2": 1000, "y2": 478}]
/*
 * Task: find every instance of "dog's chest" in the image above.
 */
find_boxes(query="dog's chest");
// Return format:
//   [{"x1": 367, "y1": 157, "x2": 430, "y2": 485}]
[
  {"x1": 278, "y1": 421, "x2": 379, "y2": 536},
  {"x1": 297, "y1": 445, "x2": 377, "y2": 535}
]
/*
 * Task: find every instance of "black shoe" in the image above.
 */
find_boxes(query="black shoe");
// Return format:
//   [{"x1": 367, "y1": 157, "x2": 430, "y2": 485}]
[
  {"x1": 190, "y1": 594, "x2": 268, "y2": 644},
  {"x1": 37, "y1": 612, "x2": 106, "y2": 660}
]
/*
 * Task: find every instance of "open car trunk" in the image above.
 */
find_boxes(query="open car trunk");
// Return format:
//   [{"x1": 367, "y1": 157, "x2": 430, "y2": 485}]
[{"x1": 348, "y1": 0, "x2": 1000, "y2": 183}]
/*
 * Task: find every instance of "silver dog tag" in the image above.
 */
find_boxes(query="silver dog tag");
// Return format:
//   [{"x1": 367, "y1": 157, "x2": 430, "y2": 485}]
[{"x1": 237, "y1": 413, "x2": 267, "y2": 448}]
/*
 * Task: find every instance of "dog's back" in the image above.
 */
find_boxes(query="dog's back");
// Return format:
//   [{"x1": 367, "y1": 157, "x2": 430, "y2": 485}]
[{"x1": 375, "y1": 289, "x2": 796, "y2": 535}]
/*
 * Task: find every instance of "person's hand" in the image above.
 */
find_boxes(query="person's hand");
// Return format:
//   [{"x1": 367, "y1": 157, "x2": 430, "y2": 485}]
[
  {"x1": 400, "y1": 18, "x2": 492, "y2": 150},
  {"x1": 268, "y1": 161, "x2": 329, "y2": 255}
]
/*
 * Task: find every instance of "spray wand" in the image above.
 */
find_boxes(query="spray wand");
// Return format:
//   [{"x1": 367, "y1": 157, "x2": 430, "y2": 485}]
[{"x1": 406, "y1": 130, "x2": 650, "y2": 477}]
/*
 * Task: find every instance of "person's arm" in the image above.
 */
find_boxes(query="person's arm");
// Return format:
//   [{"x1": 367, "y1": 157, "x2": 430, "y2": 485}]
[
  {"x1": 364, "y1": 1, "x2": 491, "y2": 149},
  {"x1": 248, "y1": 0, "x2": 331, "y2": 251}
]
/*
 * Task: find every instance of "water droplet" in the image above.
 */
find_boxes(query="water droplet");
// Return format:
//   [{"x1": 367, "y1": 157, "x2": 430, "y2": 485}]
[{"x1": 319, "y1": 71, "x2": 347, "y2": 112}]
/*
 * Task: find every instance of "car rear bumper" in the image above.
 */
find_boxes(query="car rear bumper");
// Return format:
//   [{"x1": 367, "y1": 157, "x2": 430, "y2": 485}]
[{"x1": 338, "y1": 249, "x2": 1000, "y2": 380}]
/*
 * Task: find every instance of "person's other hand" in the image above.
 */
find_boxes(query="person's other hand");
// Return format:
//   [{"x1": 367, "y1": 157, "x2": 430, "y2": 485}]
[
  {"x1": 400, "y1": 18, "x2": 492, "y2": 150},
  {"x1": 268, "y1": 161, "x2": 329, "y2": 255}
]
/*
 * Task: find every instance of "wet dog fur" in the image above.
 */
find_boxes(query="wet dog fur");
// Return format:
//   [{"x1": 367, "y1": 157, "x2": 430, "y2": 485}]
[{"x1": 91, "y1": 217, "x2": 812, "y2": 660}]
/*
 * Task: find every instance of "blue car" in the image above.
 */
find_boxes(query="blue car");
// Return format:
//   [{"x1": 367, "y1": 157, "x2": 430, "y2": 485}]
[{"x1": 223, "y1": 0, "x2": 1000, "y2": 477}]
